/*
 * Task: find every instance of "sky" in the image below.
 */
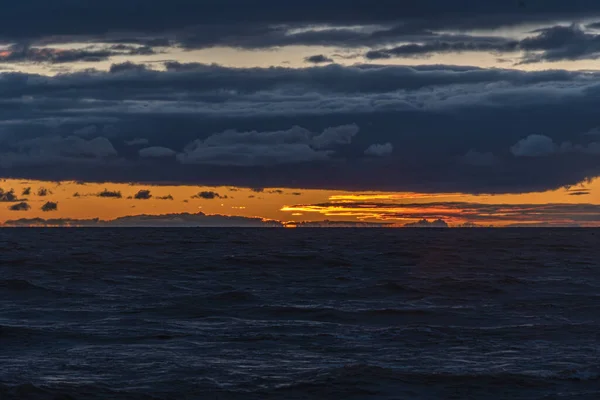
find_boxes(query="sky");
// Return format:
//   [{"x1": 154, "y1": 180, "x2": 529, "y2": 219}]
[{"x1": 2, "y1": 0, "x2": 600, "y2": 227}]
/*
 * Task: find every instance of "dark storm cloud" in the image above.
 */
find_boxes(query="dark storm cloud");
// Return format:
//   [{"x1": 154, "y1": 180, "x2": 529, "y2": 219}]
[
  {"x1": 519, "y1": 24, "x2": 600, "y2": 62},
  {"x1": 0, "y1": 136, "x2": 118, "y2": 169},
  {"x1": 587, "y1": 22, "x2": 600, "y2": 29},
  {"x1": 2, "y1": 0, "x2": 600, "y2": 44},
  {"x1": 0, "y1": 188, "x2": 18, "y2": 202},
  {"x1": 305, "y1": 55, "x2": 334, "y2": 64},
  {"x1": 133, "y1": 189, "x2": 152, "y2": 200},
  {"x1": 8, "y1": 201, "x2": 30, "y2": 211},
  {"x1": 41, "y1": 201, "x2": 58, "y2": 212},
  {"x1": 568, "y1": 190, "x2": 590, "y2": 196},
  {"x1": 367, "y1": 24, "x2": 600, "y2": 63},
  {"x1": 96, "y1": 189, "x2": 123, "y2": 198},
  {"x1": 192, "y1": 191, "x2": 226, "y2": 200},
  {"x1": 366, "y1": 37, "x2": 518, "y2": 59},
  {"x1": 1, "y1": 64, "x2": 600, "y2": 193},
  {"x1": 0, "y1": 44, "x2": 157, "y2": 64},
  {"x1": 0, "y1": 62, "x2": 584, "y2": 104}
]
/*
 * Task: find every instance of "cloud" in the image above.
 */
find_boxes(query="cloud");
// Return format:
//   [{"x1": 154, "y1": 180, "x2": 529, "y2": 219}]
[
  {"x1": 139, "y1": 146, "x2": 177, "y2": 158},
  {"x1": 0, "y1": 136, "x2": 118, "y2": 168},
  {"x1": 310, "y1": 124, "x2": 359, "y2": 149},
  {"x1": 96, "y1": 189, "x2": 122, "y2": 198},
  {"x1": 109, "y1": 61, "x2": 152, "y2": 74},
  {"x1": 283, "y1": 200, "x2": 600, "y2": 226},
  {"x1": 366, "y1": 37, "x2": 517, "y2": 59},
  {"x1": 192, "y1": 191, "x2": 226, "y2": 200},
  {"x1": 510, "y1": 134, "x2": 600, "y2": 157},
  {"x1": 0, "y1": 43, "x2": 157, "y2": 64},
  {"x1": 364, "y1": 24, "x2": 600, "y2": 63},
  {"x1": 37, "y1": 187, "x2": 50, "y2": 196},
  {"x1": 568, "y1": 190, "x2": 590, "y2": 196},
  {"x1": 2, "y1": 64, "x2": 600, "y2": 193},
  {"x1": 511, "y1": 134, "x2": 557, "y2": 157},
  {"x1": 305, "y1": 55, "x2": 334, "y2": 64},
  {"x1": 588, "y1": 22, "x2": 600, "y2": 30},
  {"x1": 21, "y1": 187, "x2": 31, "y2": 196},
  {"x1": 365, "y1": 143, "x2": 393, "y2": 157},
  {"x1": 177, "y1": 124, "x2": 357, "y2": 167},
  {"x1": 0, "y1": 188, "x2": 18, "y2": 202},
  {"x1": 3, "y1": 0, "x2": 600, "y2": 51},
  {"x1": 133, "y1": 189, "x2": 152, "y2": 200},
  {"x1": 41, "y1": 201, "x2": 58, "y2": 212},
  {"x1": 519, "y1": 24, "x2": 600, "y2": 63},
  {"x1": 8, "y1": 201, "x2": 30, "y2": 211},
  {"x1": 156, "y1": 194, "x2": 174, "y2": 200}
]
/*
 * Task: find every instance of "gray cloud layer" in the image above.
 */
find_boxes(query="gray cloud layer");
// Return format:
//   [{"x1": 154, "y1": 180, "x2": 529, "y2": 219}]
[
  {"x1": 0, "y1": 1, "x2": 598, "y2": 67},
  {"x1": 0, "y1": 63, "x2": 599, "y2": 193},
  {"x1": 2, "y1": 1, "x2": 600, "y2": 42}
]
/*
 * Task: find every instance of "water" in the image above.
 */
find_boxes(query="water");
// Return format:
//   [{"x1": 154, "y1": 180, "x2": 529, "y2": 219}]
[{"x1": 1, "y1": 228, "x2": 600, "y2": 399}]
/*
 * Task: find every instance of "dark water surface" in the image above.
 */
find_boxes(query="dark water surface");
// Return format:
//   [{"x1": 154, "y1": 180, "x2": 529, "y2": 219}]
[{"x1": 1, "y1": 228, "x2": 600, "y2": 399}]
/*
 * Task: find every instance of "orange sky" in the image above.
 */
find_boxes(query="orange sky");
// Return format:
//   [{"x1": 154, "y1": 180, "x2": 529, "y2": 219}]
[{"x1": 1, "y1": 178, "x2": 599, "y2": 227}]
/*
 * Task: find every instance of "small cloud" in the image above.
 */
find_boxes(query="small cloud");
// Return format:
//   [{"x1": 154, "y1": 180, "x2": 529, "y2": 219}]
[
  {"x1": 125, "y1": 138, "x2": 149, "y2": 146},
  {"x1": 312, "y1": 124, "x2": 359, "y2": 149},
  {"x1": 156, "y1": 195, "x2": 174, "y2": 200},
  {"x1": 97, "y1": 189, "x2": 123, "y2": 198},
  {"x1": 9, "y1": 202, "x2": 30, "y2": 211},
  {"x1": 291, "y1": 192, "x2": 302, "y2": 196},
  {"x1": 0, "y1": 188, "x2": 18, "y2": 202},
  {"x1": 192, "y1": 191, "x2": 227, "y2": 200},
  {"x1": 110, "y1": 61, "x2": 150, "y2": 74},
  {"x1": 568, "y1": 190, "x2": 590, "y2": 196},
  {"x1": 251, "y1": 188, "x2": 265, "y2": 193},
  {"x1": 41, "y1": 201, "x2": 58, "y2": 212},
  {"x1": 133, "y1": 189, "x2": 152, "y2": 200},
  {"x1": 37, "y1": 187, "x2": 51, "y2": 196},
  {"x1": 511, "y1": 135, "x2": 556, "y2": 157},
  {"x1": 22, "y1": 187, "x2": 31, "y2": 196},
  {"x1": 304, "y1": 54, "x2": 334, "y2": 64},
  {"x1": 365, "y1": 143, "x2": 393, "y2": 157},
  {"x1": 73, "y1": 192, "x2": 81, "y2": 197}
]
